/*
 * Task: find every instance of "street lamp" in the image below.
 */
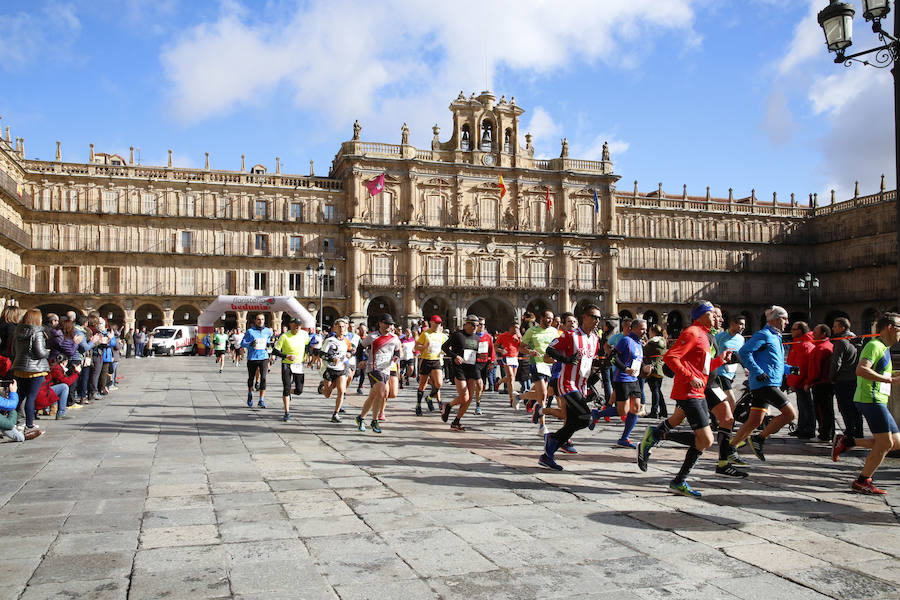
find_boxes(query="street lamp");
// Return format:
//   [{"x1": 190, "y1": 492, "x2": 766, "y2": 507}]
[
  {"x1": 818, "y1": 0, "x2": 900, "y2": 313},
  {"x1": 306, "y1": 258, "x2": 337, "y2": 332},
  {"x1": 796, "y1": 272, "x2": 820, "y2": 323}
]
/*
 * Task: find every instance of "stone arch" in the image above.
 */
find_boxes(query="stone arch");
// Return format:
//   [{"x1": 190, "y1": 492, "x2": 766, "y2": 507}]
[
  {"x1": 789, "y1": 311, "x2": 808, "y2": 327},
  {"x1": 467, "y1": 296, "x2": 516, "y2": 333},
  {"x1": 643, "y1": 310, "x2": 659, "y2": 328},
  {"x1": 35, "y1": 302, "x2": 82, "y2": 319},
  {"x1": 321, "y1": 306, "x2": 340, "y2": 331},
  {"x1": 618, "y1": 309, "x2": 634, "y2": 320},
  {"x1": 862, "y1": 307, "x2": 879, "y2": 335},
  {"x1": 98, "y1": 303, "x2": 125, "y2": 328},
  {"x1": 174, "y1": 304, "x2": 201, "y2": 325},
  {"x1": 135, "y1": 303, "x2": 163, "y2": 331},
  {"x1": 666, "y1": 310, "x2": 684, "y2": 338},
  {"x1": 526, "y1": 298, "x2": 553, "y2": 318},
  {"x1": 573, "y1": 297, "x2": 602, "y2": 320},
  {"x1": 366, "y1": 295, "x2": 398, "y2": 329},
  {"x1": 421, "y1": 296, "x2": 451, "y2": 327}
]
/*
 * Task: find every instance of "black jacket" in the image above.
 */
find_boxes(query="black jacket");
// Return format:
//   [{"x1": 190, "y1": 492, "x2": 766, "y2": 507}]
[{"x1": 11, "y1": 324, "x2": 50, "y2": 374}]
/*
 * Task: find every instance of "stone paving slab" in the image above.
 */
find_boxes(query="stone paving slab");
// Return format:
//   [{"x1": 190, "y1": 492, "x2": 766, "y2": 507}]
[{"x1": 0, "y1": 357, "x2": 897, "y2": 599}]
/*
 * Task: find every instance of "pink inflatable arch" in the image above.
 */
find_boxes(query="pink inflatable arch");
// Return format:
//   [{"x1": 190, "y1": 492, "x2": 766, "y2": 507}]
[{"x1": 197, "y1": 296, "x2": 316, "y2": 335}]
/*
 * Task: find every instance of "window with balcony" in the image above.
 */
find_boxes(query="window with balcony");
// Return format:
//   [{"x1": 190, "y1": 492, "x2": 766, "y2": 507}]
[
  {"x1": 181, "y1": 231, "x2": 193, "y2": 253},
  {"x1": 479, "y1": 197, "x2": 498, "y2": 229},
  {"x1": 99, "y1": 267, "x2": 120, "y2": 294},
  {"x1": 177, "y1": 268, "x2": 195, "y2": 295},
  {"x1": 532, "y1": 200, "x2": 546, "y2": 231},
  {"x1": 577, "y1": 204, "x2": 594, "y2": 234},
  {"x1": 323, "y1": 204, "x2": 334, "y2": 222},
  {"x1": 60, "y1": 267, "x2": 79, "y2": 293},
  {"x1": 480, "y1": 260, "x2": 498, "y2": 286},
  {"x1": 323, "y1": 237, "x2": 335, "y2": 254},
  {"x1": 290, "y1": 202, "x2": 303, "y2": 220},
  {"x1": 217, "y1": 196, "x2": 230, "y2": 218},
  {"x1": 254, "y1": 234, "x2": 269, "y2": 255},
  {"x1": 253, "y1": 271, "x2": 268, "y2": 293},
  {"x1": 288, "y1": 272, "x2": 303, "y2": 292},
  {"x1": 372, "y1": 192, "x2": 392, "y2": 225},
  {"x1": 142, "y1": 192, "x2": 158, "y2": 215},
  {"x1": 372, "y1": 256, "x2": 392, "y2": 286},
  {"x1": 40, "y1": 189, "x2": 51, "y2": 211},
  {"x1": 254, "y1": 200, "x2": 267, "y2": 219},
  {"x1": 530, "y1": 260, "x2": 548, "y2": 288},
  {"x1": 577, "y1": 262, "x2": 593, "y2": 289},
  {"x1": 34, "y1": 266, "x2": 51, "y2": 293},
  {"x1": 425, "y1": 195, "x2": 444, "y2": 226},
  {"x1": 226, "y1": 270, "x2": 237, "y2": 295},
  {"x1": 289, "y1": 236, "x2": 303, "y2": 253},
  {"x1": 427, "y1": 257, "x2": 447, "y2": 286},
  {"x1": 181, "y1": 194, "x2": 195, "y2": 217},
  {"x1": 322, "y1": 274, "x2": 336, "y2": 293},
  {"x1": 67, "y1": 189, "x2": 79, "y2": 212}
]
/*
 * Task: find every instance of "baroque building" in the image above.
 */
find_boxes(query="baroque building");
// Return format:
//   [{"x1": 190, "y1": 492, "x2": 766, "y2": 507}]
[{"x1": 0, "y1": 91, "x2": 896, "y2": 335}]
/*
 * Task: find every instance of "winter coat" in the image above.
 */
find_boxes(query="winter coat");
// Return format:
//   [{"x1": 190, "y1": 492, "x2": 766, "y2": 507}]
[
  {"x1": 11, "y1": 324, "x2": 50, "y2": 375},
  {"x1": 35, "y1": 362, "x2": 79, "y2": 410}
]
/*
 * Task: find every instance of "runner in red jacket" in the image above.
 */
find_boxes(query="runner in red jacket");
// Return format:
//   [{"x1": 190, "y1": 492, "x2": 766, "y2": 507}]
[{"x1": 636, "y1": 300, "x2": 732, "y2": 498}]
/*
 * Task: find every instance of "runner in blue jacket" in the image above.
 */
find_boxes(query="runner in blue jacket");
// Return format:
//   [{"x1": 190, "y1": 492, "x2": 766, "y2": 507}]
[{"x1": 241, "y1": 314, "x2": 273, "y2": 408}]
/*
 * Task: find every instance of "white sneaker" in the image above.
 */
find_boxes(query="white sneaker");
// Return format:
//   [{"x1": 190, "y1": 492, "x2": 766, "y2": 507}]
[
  {"x1": 539, "y1": 424, "x2": 550, "y2": 436},
  {"x1": 514, "y1": 401, "x2": 523, "y2": 410},
  {"x1": 3, "y1": 429, "x2": 24, "y2": 442}
]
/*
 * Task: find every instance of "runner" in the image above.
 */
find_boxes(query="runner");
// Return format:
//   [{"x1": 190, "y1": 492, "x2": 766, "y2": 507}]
[
  {"x1": 399, "y1": 327, "x2": 417, "y2": 388},
  {"x1": 240, "y1": 314, "x2": 272, "y2": 408},
  {"x1": 231, "y1": 329, "x2": 244, "y2": 366},
  {"x1": 440, "y1": 315, "x2": 483, "y2": 431},
  {"x1": 714, "y1": 313, "x2": 746, "y2": 411},
  {"x1": 414, "y1": 316, "x2": 447, "y2": 416},
  {"x1": 495, "y1": 322, "x2": 522, "y2": 408},
  {"x1": 540, "y1": 313, "x2": 578, "y2": 426},
  {"x1": 590, "y1": 318, "x2": 646, "y2": 447},
  {"x1": 518, "y1": 309, "x2": 559, "y2": 436},
  {"x1": 729, "y1": 305, "x2": 799, "y2": 462},
  {"x1": 344, "y1": 322, "x2": 362, "y2": 395},
  {"x1": 473, "y1": 317, "x2": 495, "y2": 416},
  {"x1": 271, "y1": 318, "x2": 309, "y2": 422},
  {"x1": 212, "y1": 326, "x2": 229, "y2": 374},
  {"x1": 309, "y1": 327, "x2": 324, "y2": 369},
  {"x1": 537, "y1": 305, "x2": 602, "y2": 470},
  {"x1": 320, "y1": 319, "x2": 352, "y2": 422},
  {"x1": 355, "y1": 314, "x2": 401, "y2": 433},
  {"x1": 637, "y1": 301, "x2": 736, "y2": 497},
  {"x1": 832, "y1": 312, "x2": 900, "y2": 495}
]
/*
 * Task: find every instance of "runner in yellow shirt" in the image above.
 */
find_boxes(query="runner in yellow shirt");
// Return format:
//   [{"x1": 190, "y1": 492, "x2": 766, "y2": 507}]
[
  {"x1": 415, "y1": 316, "x2": 448, "y2": 415},
  {"x1": 272, "y1": 318, "x2": 310, "y2": 423}
]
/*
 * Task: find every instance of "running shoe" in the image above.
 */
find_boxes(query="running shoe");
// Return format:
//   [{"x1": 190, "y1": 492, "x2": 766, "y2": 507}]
[
  {"x1": 617, "y1": 438, "x2": 636, "y2": 449},
  {"x1": 669, "y1": 480, "x2": 702, "y2": 498},
  {"x1": 331, "y1": 413, "x2": 342, "y2": 423},
  {"x1": 637, "y1": 427, "x2": 656, "y2": 472},
  {"x1": 415, "y1": 404, "x2": 423, "y2": 416},
  {"x1": 532, "y1": 404, "x2": 543, "y2": 425},
  {"x1": 355, "y1": 415, "x2": 366, "y2": 432},
  {"x1": 543, "y1": 433, "x2": 560, "y2": 456},
  {"x1": 317, "y1": 381, "x2": 325, "y2": 395},
  {"x1": 246, "y1": 392, "x2": 253, "y2": 407},
  {"x1": 525, "y1": 398, "x2": 535, "y2": 414},
  {"x1": 377, "y1": 411, "x2": 385, "y2": 421},
  {"x1": 370, "y1": 420, "x2": 382, "y2": 434},
  {"x1": 426, "y1": 396, "x2": 435, "y2": 412},
  {"x1": 539, "y1": 424, "x2": 550, "y2": 436},
  {"x1": 726, "y1": 453, "x2": 749, "y2": 467},
  {"x1": 538, "y1": 453, "x2": 563, "y2": 471},
  {"x1": 441, "y1": 402, "x2": 452, "y2": 423},
  {"x1": 474, "y1": 405, "x2": 482, "y2": 415},
  {"x1": 851, "y1": 478, "x2": 887, "y2": 495},
  {"x1": 450, "y1": 421, "x2": 465, "y2": 431},
  {"x1": 831, "y1": 434, "x2": 851, "y2": 462},
  {"x1": 748, "y1": 434, "x2": 766, "y2": 462},
  {"x1": 559, "y1": 440, "x2": 578, "y2": 454},
  {"x1": 514, "y1": 393, "x2": 522, "y2": 410},
  {"x1": 715, "y1": 461, "x2": 749, "y2": 478},
  {"x1": 258, "y1": 399, "x2": 266, "y2": 409},
  {"x1": 588, "y1": 408, "x2": 601, "y2": 431},
  {"x1": 283, "y1": 412, "x2": 290, "y2": 422}
]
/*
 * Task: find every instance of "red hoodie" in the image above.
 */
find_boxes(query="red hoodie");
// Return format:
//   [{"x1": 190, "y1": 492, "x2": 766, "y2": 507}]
[
  {"x1": 663, "y1": 323, "x2": 726, "y2": 401},
  {"x1": 806, "y1": 338, "x2": 834, "y2": 388},
  {"x1": 35, "y1": 363, "x2": 79, "y2": 410},
  {"x1": 786, "y1": 331, "x2": 815, "y2": 389}
]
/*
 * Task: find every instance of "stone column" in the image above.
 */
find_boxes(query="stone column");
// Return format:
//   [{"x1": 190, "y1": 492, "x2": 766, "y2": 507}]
[
  {"x1": 349, "y1": 241, "x2": 364, "y2": 320},
  {"x1": 272, "y1": 310, "x2": 283, "y2": 332},
  {"x1": 404, "y1": 243, "x2": 419, "y2": 322},
  {"x1": 162, "y1": 308, "x2": 174, "y2": 326},
  {"x1": 236, "y1": 311, "x2": 248, "y2": 332},
  {"x1": 561, "y1": 249, "x2": 573, "y2": 310},
  {"x1": 606, "y1": 247, "x2": 619, "y2": 317},
  {"x1": 124, "y1": 309, "x2": 136, "y2": 333}
]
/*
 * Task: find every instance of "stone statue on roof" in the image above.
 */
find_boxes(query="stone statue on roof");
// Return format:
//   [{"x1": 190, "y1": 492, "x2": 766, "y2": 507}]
[
  {"x1": 602, "y1": 141, "x2": 610, "y2": 162},
  {"x1": 353, "y1": 120, "x2": 361, "y2": 141},
  {"x1": 561, "y1": 138, "x2": 569, "y2": 158},
  {"x1": 401, "y1": 123, "x2": 409, "y2": 145}
]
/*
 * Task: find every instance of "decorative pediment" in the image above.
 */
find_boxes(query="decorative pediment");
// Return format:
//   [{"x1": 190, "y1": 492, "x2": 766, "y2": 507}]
[
  {"x1": 421, "y1": 237, "x2": 454, "y2": 254},
  {"x1": 424, "y1": 177, "x2": 451, "y2": 187},
  {"x1": 370, "y1": 239, "x2": 401, "y2": 252},
  {"x1": 472, "y1": 181, "x2": 504, "y2": 192},
  {"x1": 522, "y1": 245, "x2": 554, "y2": 258}
]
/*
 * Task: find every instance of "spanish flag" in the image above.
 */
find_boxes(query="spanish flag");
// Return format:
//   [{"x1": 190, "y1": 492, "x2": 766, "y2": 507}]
[{"x1": 498, "y1": 175, "x2": 506, "y2": 199}]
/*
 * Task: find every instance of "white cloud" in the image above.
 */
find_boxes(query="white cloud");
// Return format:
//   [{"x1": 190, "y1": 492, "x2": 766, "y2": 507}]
[
  {"x1": 759, "y1": 89, "x2": 798, "y2": 146},
  {"x1": 576, "y1": 134, "x2": 629, "y2": 162},
  {"x1": 776, "y1": 0, "x2": 822, "y2": 76},
  {"x1": 160, "y1": 0, "x2": 700, "y2": 127},
  {"x1": 0, "y1": 3, "x2": 80, "y2": 69},
  {"x1": 524, "y1": 107, "x2": 563, "y2": 158}
]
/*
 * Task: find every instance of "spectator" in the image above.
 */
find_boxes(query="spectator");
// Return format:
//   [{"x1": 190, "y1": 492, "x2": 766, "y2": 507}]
[
  {"x1": 11, "y1": 308, "x2": 49, "y2": 435},
  {"x1": 133, "y1": 326, "x2": 147, "y2": 359},
  {"x1": 786, "y1": 321, "x2": 815, "y2": 439},
  {"x1": 806, "y1": 324, "x2": 835, "y2": 442},
  {"x1": 0, "y1": 306, "x2": 24, "y2": 359},
  {"x1": 643, "y1": 324, "x2": 668, "y2": 418},
  {"x1": 123, "y1": 327, "x2": 134, "y2": 358},
  {"x1": 35, "y1": 356, "x2": 79, "y2": 419},
  {"x1": 0, "y1": 381, "x2": 29, "y2": 441},
  {"x1": 73, "y1": 315, "x2": 97, "y2": 405}
]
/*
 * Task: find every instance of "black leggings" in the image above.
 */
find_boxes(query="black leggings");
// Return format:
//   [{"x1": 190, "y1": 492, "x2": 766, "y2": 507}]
[
  {"x1": 281, "y1": 364, "x2": 305, "y2": 397},
  {"x1": 247, "y1": 359, "x2": 268, "y2": 391},
  {"x1": 551, "y1": 392, "x2": 591, "y2": 444}
]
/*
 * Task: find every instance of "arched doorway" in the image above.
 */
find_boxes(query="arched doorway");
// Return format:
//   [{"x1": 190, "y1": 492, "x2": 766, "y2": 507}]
[
  {"x1": 467, "y1": 297, "x2": 516, "y2": 333},
  {"x1": 643, "y1": 310, "x2": 659, "y2": 328},
  {"x1": 573, "y1": 298, "x2": 602, "y2": 321},
  {"x1": 526, "y1": 298, "x2": 552, "y2": 318},
  {"x1": 824, "y1": 310, "x2": 849, "y2": 327},
  {"x1": 789, "y1": 311, "x2": 808, "y2": 327},
  {"x1": 174, "y1": 304, "x2": 200, "y2": 325},
  {"x1": 135, "y1": 303, "x2": 163, "y2": 331},
  {"x1": 98, "y1": 303, "x2": 125, "y2": 328},
  {"x1": 366, "y1": 296, "x2": 398, "y2": 329},
  {"x1": 666, "y1": 310, "x2": 684, "y2": 338},
  {"x1": 35, "y1": 303, "x2": 81, "y2": 319},
  {"x1": 740, "y1": 310, "x2": 754, "y2": 334},
  {"x1": 618, "y1": 309, "x2": 634, "y2": 320},
  {"x1": 862, "y1": 307, "x2": 879, "y2": 334},
  {"x1": 320, "y1": 306, "x2": 340, "y2": 331},
  {"x1": 222, "y1": 311, "x2": 238, "y2": 331},
  {"x1": 422, "y1": 296, "x2": 451, "y2": 328}
]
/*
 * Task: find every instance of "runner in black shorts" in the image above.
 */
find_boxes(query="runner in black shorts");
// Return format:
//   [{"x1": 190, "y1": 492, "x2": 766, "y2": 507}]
[{"x1": 440, "y1": 315, "x2": 481, "y2": 431}]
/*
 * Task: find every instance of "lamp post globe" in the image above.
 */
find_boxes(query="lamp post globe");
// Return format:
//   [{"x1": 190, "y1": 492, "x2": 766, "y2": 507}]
[
  {"x1": 863, "y1": 0, "x2": 891, "y2": 22},
  {"x1": 818, "y1": 0, "x2": 856, "y2": 52}
]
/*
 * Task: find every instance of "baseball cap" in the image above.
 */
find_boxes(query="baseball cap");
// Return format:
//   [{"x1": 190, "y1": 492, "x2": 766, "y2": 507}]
[
  {"x1": 288, "y1": 317, "x2": 303, "y2": 325},
  {"x1": 465, "y1": 314, "x2": 479, "y2": 324},
  {"x1": 380, "y1": 313, "x2": 395, "y2": 325},
  {"x1": 430, "y1": 315, "x2": 442, "y2": 323}
]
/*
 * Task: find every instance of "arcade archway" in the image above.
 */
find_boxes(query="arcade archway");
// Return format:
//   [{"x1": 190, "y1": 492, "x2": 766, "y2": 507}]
[
  {"x1": 643, "y1": 310, "x2": 659, "y2": 328},
  {"x1": 135, "y1": 303, "x2": 163, "y2": 331},
  {"x1": 98, "y1": 303, "x2": 125, "y2": 328},
  {"x1": 467, "y1": 297, "x2": 516, "y2": 333},
  {"x1": 35, "y1": 303, "x2": 81, "y2": 319},
  {"x1": 526, "y1": 298, "x2": 552, "y2": 318},
  {"x1": 174, "y1": 304, "x2": 201, "y2": 325},
  {"x1": 421, "y1": 296, "x2": 451, "y2": 327},
  {"x1": 320, "y1": 306, "x2": 340, "y2": 330},
  {"x1": 666, "y1": 310, "x2": 684, "y2": 338},
  {"x1": 366, "y1": 296, "x2": 398, "y2": 329}
]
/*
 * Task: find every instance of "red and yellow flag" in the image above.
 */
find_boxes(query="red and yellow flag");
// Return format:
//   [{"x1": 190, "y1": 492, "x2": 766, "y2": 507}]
[
  {"x1": 498, "y1": 175, "x2": 506, "y2": 199},
  {"x1": 546, "y1": 186, "x2": 551, "y2": 212}
]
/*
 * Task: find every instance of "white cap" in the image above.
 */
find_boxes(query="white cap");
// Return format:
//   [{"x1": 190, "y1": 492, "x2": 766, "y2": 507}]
[{"x1": 766, "y1": 305, "x2": 788, "y2": 320}]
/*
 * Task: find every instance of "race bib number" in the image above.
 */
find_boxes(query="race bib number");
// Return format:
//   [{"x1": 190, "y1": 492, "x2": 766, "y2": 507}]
[
  {"x1": 711, "y1": 387, "x2": 726, "y2": 401},
  {"x1": 630, "y1": 358, "x2": 642, "y2": 372},
  {"x1": 254, "y1": 338, "x2": 267, "y2": 350},
  {"x1": 463, "y1": 349, "x2": 477, "y2": 365},
  {"x1": 506, "y1": 357, "x2": 518, "y2": 367},
  {"x1": 536, "y1": 362, "x2": 552, "y2": 376},
  {"x1": 428, "y1": 340, "x2": 442, "y2": 354},
  {"x1": 879, "y1": 381, "x2": 891, "y2": 395},
  {"x1": 703, "y1": 353, "x2": 711, "y2": 375},
  {"x1": 289, "y1": 363, "x2": 303, "y2": 374},
  {"x1": 478, "y1": 341, "x2": 489, "y2": 354},
  {"x1": 578, "y1": 356, "x2": 591, "y2": 378},
  {"x1": 725, "y1": 363, "x2": 738, "y2": 374}
]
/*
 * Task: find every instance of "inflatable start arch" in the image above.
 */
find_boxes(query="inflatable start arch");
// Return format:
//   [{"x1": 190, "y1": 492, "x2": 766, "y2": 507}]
[{"x1": 197, "y1": 296, "x2": 316, "y2": 334}]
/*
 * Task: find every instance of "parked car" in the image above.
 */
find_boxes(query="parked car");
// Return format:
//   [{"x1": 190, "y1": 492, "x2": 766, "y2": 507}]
[{"x1": 149, "y1": 325, "x2": 198, "y2": 356}]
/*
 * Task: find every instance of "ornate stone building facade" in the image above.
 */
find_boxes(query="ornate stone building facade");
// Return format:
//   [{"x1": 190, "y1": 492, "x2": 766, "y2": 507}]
[{"x1": 0, "y1": 91, "x2": 896, "y2": 334}]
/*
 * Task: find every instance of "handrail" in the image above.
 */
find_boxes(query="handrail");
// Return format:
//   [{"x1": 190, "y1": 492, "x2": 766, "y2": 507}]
[
  {"x1": 413, "y1": 274, "x2": 566, "y2": 290},
  {"x1": 358, "y1": 273, "x2": 408, "y2": 288},
  {"x1": 0, "y1": 218, "x2": 30, "y2": 248},
  {"x1": 0, "y1": 269, "x2": 29, "y2": 293},
  {"x1": 0, "y1": 169, "x2": 32, "y2": 209}
]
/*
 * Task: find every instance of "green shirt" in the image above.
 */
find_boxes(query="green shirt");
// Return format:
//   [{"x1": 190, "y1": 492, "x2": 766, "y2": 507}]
[
  {"x1": 213, "y1": 333, "x2": 229, "y2": 351},
  {"x1": 521, "y1": 325, "x2": 560, "y2": 365},
  {"x1": 854, "y1": 338, "x2": 892, "y2": 405},
  {"x1": 274, "y1": 330, "x2": 310, "y2": 365}
]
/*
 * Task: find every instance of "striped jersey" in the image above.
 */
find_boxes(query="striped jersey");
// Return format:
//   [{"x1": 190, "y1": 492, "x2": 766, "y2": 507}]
[
  {"x1": 362, "y1": 331, "x2": 401, "y2": 374},
  {"x1": 547, "y1": 327, "x2": 600, "y2": 395}
]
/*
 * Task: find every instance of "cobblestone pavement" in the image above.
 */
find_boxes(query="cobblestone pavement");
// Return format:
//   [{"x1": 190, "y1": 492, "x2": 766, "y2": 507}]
[{"x1": 0, "y1": 357, "x2": 898, "y2": 600}]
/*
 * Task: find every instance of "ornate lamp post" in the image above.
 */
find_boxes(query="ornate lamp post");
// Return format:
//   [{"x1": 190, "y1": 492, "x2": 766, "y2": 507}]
[
  {"x1": 817, "y1": 0, "x2": 900, "y2": 312},
  {"x1": 306, "y1": 258, "x2": 336, "y2": 332},
  {"x1": 797, "y1": 272, "x2": 820, "y2": 323}
]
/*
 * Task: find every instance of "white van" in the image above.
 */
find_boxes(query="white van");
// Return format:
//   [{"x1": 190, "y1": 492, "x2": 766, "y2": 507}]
[{"x1": 149, "y1": 325, "x2": 198, "y2": 356}]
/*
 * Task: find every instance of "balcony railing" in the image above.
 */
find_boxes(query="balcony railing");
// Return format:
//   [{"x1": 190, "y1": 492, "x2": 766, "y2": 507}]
[
  {"x1": 0, "y1": 269, "x2": 29, "y2": 293},
  {"x1": 413, "y1": 274, "x2": 566, "y2": 291},
  {"x1": 569, "y1": 279, "x2": 609, "y2": 293},
  {"x1": 359, "y1": 273, "x2": 408, "y2": 288},
  {"x1": 0, "y1": 218, "x2": 30, "y2": 249},
  {"x1": 0, "y1": 169, "x2": 32, "y2": 209}
]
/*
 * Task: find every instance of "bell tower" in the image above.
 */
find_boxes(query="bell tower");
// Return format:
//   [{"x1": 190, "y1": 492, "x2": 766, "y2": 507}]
[{"x1": 442, "y1": 91, "x2": 525, "y2": 166}]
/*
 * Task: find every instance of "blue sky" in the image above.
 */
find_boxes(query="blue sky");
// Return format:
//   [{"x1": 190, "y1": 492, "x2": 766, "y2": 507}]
[{"x1": 0, "y1": 0, "x2": 894, "y2": 201}]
